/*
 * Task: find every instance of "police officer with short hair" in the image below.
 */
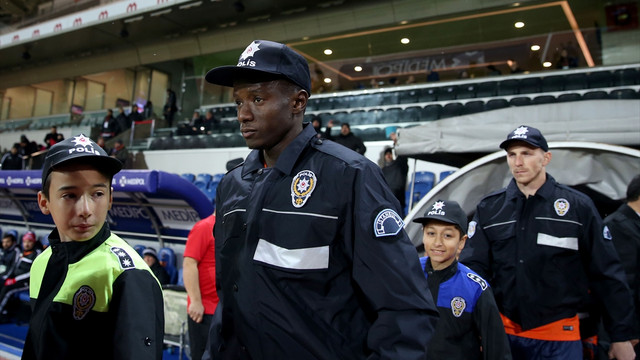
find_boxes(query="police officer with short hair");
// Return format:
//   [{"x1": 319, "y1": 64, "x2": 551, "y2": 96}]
[
  {"x1": 461, "y1": 125, "x2": 637, "y2": 360},
  {"x1": 203, "y1": 39, "x2": 439, "y2": 360}
]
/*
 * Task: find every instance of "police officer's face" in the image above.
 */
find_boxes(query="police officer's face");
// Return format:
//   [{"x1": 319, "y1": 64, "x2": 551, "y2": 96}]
[
  {"x1": 506, "y1": 143, "x2": 551, "y2": 188},
  {"x1": 422, "y1": 220, "x2": 467, "y2": 270},
  {"x1": 233, "y1": 80, "x2": 306, "y2": 153},
  {"x1": 37, "y1": 164, "x2": 113, "y2": 243}
]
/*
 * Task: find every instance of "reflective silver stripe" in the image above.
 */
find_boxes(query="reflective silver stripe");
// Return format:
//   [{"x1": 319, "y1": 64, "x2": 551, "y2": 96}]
[
  {"x1": 253, "y1": 239, "x2": 329, "y2": 270},
  {"x1": 223, "y1": 208, "x2": 246, "y2": 217},
  {"x1": 483, "y1": 220, "x2": 516, "y2": 230},
  {"x1": 535, "y1": 217, "x2": 583, "y2": 226},
  {"x1": 536, "y1": 233, "x2": 579, "y2": 250},
  {"x1": 262, "y1": 208, "x2": 338, "y2": 220}
]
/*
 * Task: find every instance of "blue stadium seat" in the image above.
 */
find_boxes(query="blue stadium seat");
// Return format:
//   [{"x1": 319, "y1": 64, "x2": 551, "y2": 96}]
[
  {"x1": 177, "y1": 268, "x2": 184, "y2": 286},
  {"x1": 181, "y1": 173, "x2": 196, "y2": 183},
  {"x1": 194, "y1": 173, "x2": 212, "y2": 194},
  {"x1": 158, "y1": 247, "x2": 178, "y2": 284},
  {"x1": 134, "y1": 244, "x2": 145, "y2": 257},
  {"x1": 440, "y1": 170, "x2": 455, "y2": 182},
  {"x1": 410, "y1": 171, "x2": 435, "y2": 204}
]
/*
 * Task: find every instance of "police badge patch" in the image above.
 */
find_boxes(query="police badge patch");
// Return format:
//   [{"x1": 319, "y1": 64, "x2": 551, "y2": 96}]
[
  {"x1": 73, "y1": 285, "x2": 96, "y2": 320},
  {"x1": 374, "y1": 209, "x2": 404, "y2": 237},
  {"x1": 554, "y1": 198, "x2": 570, "y2": 216},
  {"x1": 110, "y1": 247, "x2": 135, "y2": 270},
  {"x1": 291, "y1": 170, "x2": 317, "y2": 208},
  {"x1": 603, "y1": 225, "x2": 612, "y2": 240},
  {"x1": 451, "y1": 296, "x2": 466, "y2": 317}
]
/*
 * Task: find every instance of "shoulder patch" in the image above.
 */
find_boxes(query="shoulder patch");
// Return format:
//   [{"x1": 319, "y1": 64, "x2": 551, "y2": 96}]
[
  {"x1": 73, "y1": 285, "x2": 95, "y2": 320},
  {"x1": 110, "y1": 246, "x2": 135, "y2": 270},
  {"x1": 467, "y1": 272, "x2": 488, "y2": 291},
  {"x1": 468, "y1": 221, "x2": 477, "y2": 238},
  {"x1": 374, "y1": 209, "x2": 404, "y2": 237}
]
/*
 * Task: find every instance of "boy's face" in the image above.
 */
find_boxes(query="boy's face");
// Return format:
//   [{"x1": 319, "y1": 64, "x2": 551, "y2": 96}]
[
  {"x1": 1, "y1": 237, "x2": 13, "y2": 250},
  {"x1": 422, "y1": 219, "x2": 467, "y2": 270},
  {"x1": 23, "y1": 240, "x2": 34, "y2": 251},
  {"x1": 37, "y1": 164, "x2": 113, "y2": 243}
]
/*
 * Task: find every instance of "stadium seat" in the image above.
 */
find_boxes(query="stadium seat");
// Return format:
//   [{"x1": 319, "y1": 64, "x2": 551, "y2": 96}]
[
  {"x1": 519, "y1": 77, "x2": 542, "y2": 94},
  {"x1": 421, "y1": 104, "x2": 442, "y2": 121},
  {"x1": 403, "y1": 106, "x2": 422, "y2": 122},
  {"x1": 379, "y1": 107, "x2": 401, "y2": 124},
  {"x1": 158, "y1": 247, "x2": 178, "y2": 284},
  {"x1": 364, "y1": 109, "x2": 383, "y2": 125},
  {"x1": 582, "y1": 90, "x2": 610, "y2": 100},
  {"x1": 440, "y1": 102, "x2": 464, "y2": 118},
  {"x1": 564, "y1": 73, "x2": 588, "y2": 90},
  {"x1": 613, "y1": 68, "x2": 639, "y2": 86},
  {"x1": 610, "y1": 89, "x2": 639, "y2": 99},
  {"x1": 485, "y1": 99, "x2": 509, "y2": 111},
  {"x1": 541, "y1": 75, "x2": 565, "y2": 92},
  {"x1": 497, "y1": 79, "x2": 519, "y2": 95},
  {"x1": 476, "y1": 81, "x2": 498, "y2": 97},
  {"x1": 532, "y1": 95, "x2": 556, "y2": 104},
  {"x1": 398, "y1": 89, "x2": 420, "y2": 104},
  {"x1": 134, "y1": 244, "x2": 145, "y2": 257},
  {"x1": 456, "y1": 84, "x2": 477, "y2": 99},
  {"x1": 177, "y1": 268, "x2": 184, "y2": 286},
  {"x1": 557, "y1": 93, "x2": 582, "y2": 102},
  {"x1": 350, "y1": 94, "x2": 368, "y2": 108},
  {"x1": 315, "y1": 98, "x2": 334, "y2": 111},
  {"x1": 586, "y1": 70, "x2": 613, "y2": 88},
  {"x1": 410, "y1": 171, "x2": 435, "y2": 204},
  {"x1": 418, "y1": 87, "x2": 439, "y2": 102},
  {"x1": 438, "y1": 85, "x2": 458, "y2": 101},
  {"x1": 363, "y1": 93, "x2": 382, "y2": 108},
  {"x1": 380, "y1": 92, "x2": 400, "y2": 106},
  {"x1": 440, "y1": 170, "x2": 456, "y2": 182},
  {"x1": 346, "y1": 110, "x2": 365, "y2": 125},
  {"x1": 462, "y1": 100, "x2": 485, "y2": 115},
  {"x1": 180, "y1": 173, "x2": 195, "y2": 182},
  {"x1": 360, "y1": 127, "x2": 385, "y2": 141},
  {"x1": 149, "y1": 137, "x2": 166, "y2": 150},
  {"x1": 509, "y1": 96, "x2": 532, "y2": 107}
]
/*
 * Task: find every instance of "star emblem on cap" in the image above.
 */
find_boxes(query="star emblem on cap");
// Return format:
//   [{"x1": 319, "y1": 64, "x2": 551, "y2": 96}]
[
  {"x1": 432, "y1": 200, "x2": 445, "y2": 211},
  {"x1": 239, "y1": 41, "x2": 260, "y2": 61},
  {"x1": 71, "y1": 134, "x2": 92, "y2": 147},
  {"x1": 513, "y1": 126, "x2": 529, "y2": 137}
]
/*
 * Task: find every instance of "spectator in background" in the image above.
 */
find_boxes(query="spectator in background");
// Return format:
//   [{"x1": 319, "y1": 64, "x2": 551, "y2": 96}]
[
  {"x1": 183, "y1": 214, "x2": 219, "y2": 360},
  {"x1": 163, "y1": 89, "x2": 178, "y2": 127},
  {"x1": 379, "y1": 146, "x2": 408, "y2": 217},
  {"x1": 96, "y1": 136, "x2": 109, "y2": 153},
  {"x1": 18, "y1": 135, "x2": 39, "y2": 159},
  {"x1": 129, "y1": 104, "x2": 144, "y2": 123},
  {"x1": 1, "y1": 144, "x2": 23, "y2": 170},
  {"x1": 43, "y1": 126, "x2": 64, "y2": 149},
  {"x1": 142, "y1": 247, "x2": 170, "y2": 286},
  {"x1": 0, "y1": 231, "x2": 42, "y2": 318},
  {"x1": 200, "y1": 110, "x2": 219, "y2": 134},
  {"x1": 143, "y1": 101, "x2": 153, "y2": 119},
  {"x1": 115, "y1": 106, "x2": 130, "y2": 135},
  {"x1": 507, "y1": 59, "x2": 524, "y2": 74},
  {"x1": 487, "y1": 65, "x2": 502, "y2": 76},
  {"x1": 110, "y1": 139, "x2": 131, "y2": 168},
  {"x1": 427, "y1": 69, "x2": 440, "y2": 82},
  {"x1": 0, "y1": 232, "x2": 20, "y2": 279},
  {"x1": 604, "y1": 174, "x2": 640, "y2": 355},
  {"x1": 101, "y1": 109, "x2": 119, "y2": 140},
  {"x1": 326, "y1": 121, "x2": 367, "y2": 155}
]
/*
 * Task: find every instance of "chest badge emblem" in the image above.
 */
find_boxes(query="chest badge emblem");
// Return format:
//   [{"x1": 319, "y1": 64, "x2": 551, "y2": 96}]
[
  {"x1": 451, "y1": 296, "x2": 466, "y2": 317},
  {"x1": 554, "y1": 198, "x2": 570, "y2": 216},
  {"x1": 73, "y1": 285, "x2": 96, "y2": 320},
  {"x1": 291, "y1": 170, "x2": 317, "y2": 208}
]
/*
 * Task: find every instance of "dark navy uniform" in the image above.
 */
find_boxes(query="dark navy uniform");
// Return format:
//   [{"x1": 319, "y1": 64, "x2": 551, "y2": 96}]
[
  {"x1": 210, "y1": 124, "x2": 439, "y2": 360},
  {"x1": 420, "y1": 257, "x2": 511, "y2": 360},
  {"x1": 461, "y1": 175, "x2": 635, "y2": 342}
]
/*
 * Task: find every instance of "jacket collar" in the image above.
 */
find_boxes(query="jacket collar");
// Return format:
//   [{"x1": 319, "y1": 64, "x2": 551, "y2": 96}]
[
  {"x1": 47, "y1": 222, "x2": 111, "y2": 263},
  {"x1": 241, "y1": 123, "x2": 317, "y2": 177},
  {"x1": 505, "y1": 174, "x2": 557, "y2": 201}
]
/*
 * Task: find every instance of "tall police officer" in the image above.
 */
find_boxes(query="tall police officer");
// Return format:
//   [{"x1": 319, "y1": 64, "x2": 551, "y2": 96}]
[
  {"x1": 203, "y1": 40, "x2": 439, "y2": 360},
  {"x1": 460, "y1": 125, "x2": 637, "y2": 359}
]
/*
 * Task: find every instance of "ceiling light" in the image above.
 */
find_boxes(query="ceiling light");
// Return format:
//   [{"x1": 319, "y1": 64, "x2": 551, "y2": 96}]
[
  {"x1": 530, "y1": 44, "x2": 540, "y2": 51},
  {"x1": 543, "y1": 61, "x2": 552, "y2": 67},
  {"x1": 354, "y1": 65, "x2": 363, "y2": 72},
  {"x1": 323, "y1": 78, "x2": 332, "y2": 84},
  {"x1": 323, "y1": 49, "x2": 333, "y2": 55},
  {"x1": 401, "y1": 38, "x2": 410, "y2": 44},
  {"x1": 400, "y1": 20, "x2": 408, "y2": 25},
  {"x1": 514, "y1": 21, "x2": 525, "y2": 28}
]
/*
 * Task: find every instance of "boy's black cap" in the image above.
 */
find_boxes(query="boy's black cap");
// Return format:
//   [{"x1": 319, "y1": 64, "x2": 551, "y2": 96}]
[
  {"x1": 205, "y1": 40, "x2": 311, "y2": 94},
  {"x1": 413, "y1": 199, "x2": 468, "y2": 234},
  {"x1": 499, "y1": 125, "x2": 549, "y2": 152},
  {"x1": 41, "y1": 134, "x2": 122, "y2": 185}
]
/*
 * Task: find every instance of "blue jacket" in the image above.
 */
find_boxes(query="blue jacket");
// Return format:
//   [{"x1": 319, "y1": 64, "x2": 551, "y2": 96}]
[{"x1": 208, "y1": 124, "x2": 439, "y2": 360}]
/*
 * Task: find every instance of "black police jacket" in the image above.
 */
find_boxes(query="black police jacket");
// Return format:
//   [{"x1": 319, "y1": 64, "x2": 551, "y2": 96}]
[
  {"x1": 461, "y1": 175, "x2": 635, "y2": 341},
  {"x1": 209, "y1": 124, "x2": 439, "y2": 360}
]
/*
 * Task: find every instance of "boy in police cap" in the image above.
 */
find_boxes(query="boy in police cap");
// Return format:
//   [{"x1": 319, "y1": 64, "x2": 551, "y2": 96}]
[
  {"x1": 22, "y1": 134, "x2": 164, "y2": 360},
  {"x1": 460, "y1": 125, "x2": 637, "y2": 360},
  {"x1": 204, "y1": 39, "x2": 438, "y2": 359},
  {"x1": 414, "y1": 199, "x2": 511, "y2": 360}
]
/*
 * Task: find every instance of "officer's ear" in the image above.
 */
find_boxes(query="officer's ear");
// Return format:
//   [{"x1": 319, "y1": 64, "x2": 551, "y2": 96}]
[
  {"x1": 542, "y1": 151, "x2": 552, "y2": 166},
  {"x1": 292, "y1": 88, "x2": 308, "y2": 114}
]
